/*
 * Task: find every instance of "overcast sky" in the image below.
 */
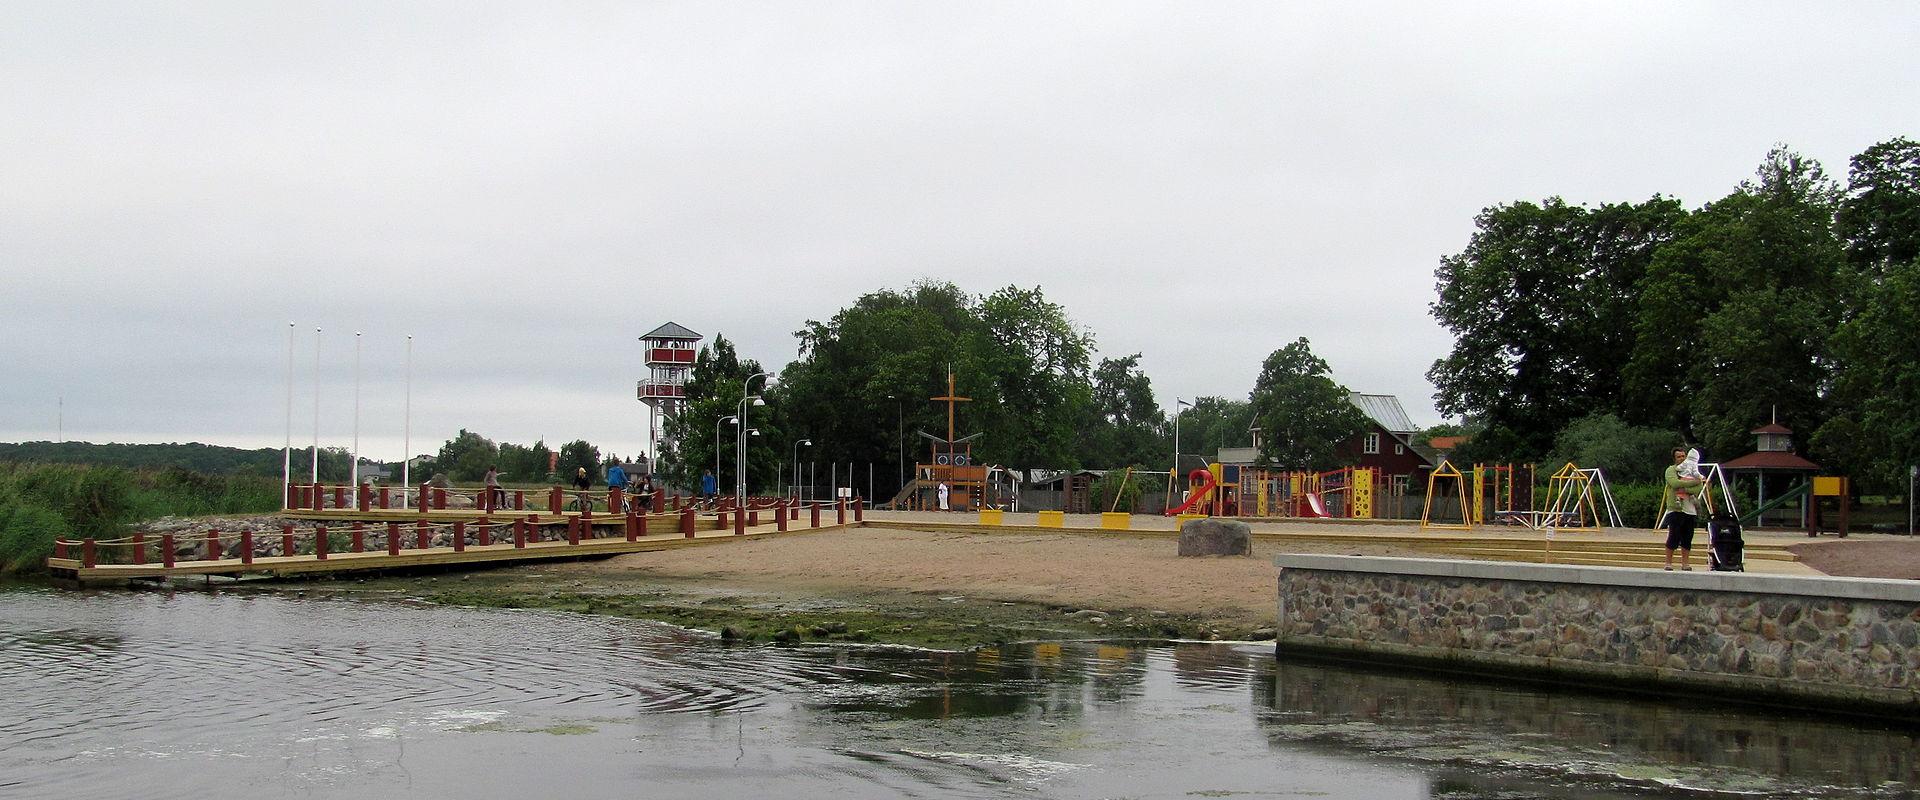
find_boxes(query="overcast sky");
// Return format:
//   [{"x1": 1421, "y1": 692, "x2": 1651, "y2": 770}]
[{"x1": 3, "y1": 2, "x2": 1916, "y2": 462}]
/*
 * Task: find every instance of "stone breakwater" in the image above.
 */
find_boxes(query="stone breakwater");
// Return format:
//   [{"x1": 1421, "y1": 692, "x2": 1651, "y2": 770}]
[{"x1": 1275, "y1": 556, "x2": 1920, "y2": 713}]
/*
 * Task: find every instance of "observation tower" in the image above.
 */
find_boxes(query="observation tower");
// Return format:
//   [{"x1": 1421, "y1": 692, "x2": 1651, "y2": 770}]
[{"x1": 637, "y1": 322, "x2": 702, "y2": 469}]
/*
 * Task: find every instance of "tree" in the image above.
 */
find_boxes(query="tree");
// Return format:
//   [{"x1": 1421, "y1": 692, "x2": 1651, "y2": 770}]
[
  {"x1": 1249, "y1": 338, "x2": 1369, "y2": 471},
  {"x1": 658, "y1": 334, "x2": 783, "y2": 494},
  {"x1": 1837, "y1": 136, "x2": 1920, "y2": 273},
  {"x1": 1174, "y1": 396, "x2": 1255, "y2": 468},
  {"x1": 1084, "y1": 354, "x2": 1166, "y2": 467},
  {"x1": 434, "y1": 430, "x2": 497, "y2": 482},
  {"x1": 557, "y1": 440, "x2": 600, "y2": 480},
  {"x1": 1429, "y1": 196, "x2": 1687, "y2": 460},
  {"x1": 1545, "y1": 413, "x2": 1678, "y2": 484},
  {"x1": 496, "y1": 439, "x2": 552, "y2": 484},
  {"x1": 1816, "y1": 258, "x2": 1920, "y2": 489},
  {"x1": 1625, "y1": 146, "x2": 1843, "y2": 459}
]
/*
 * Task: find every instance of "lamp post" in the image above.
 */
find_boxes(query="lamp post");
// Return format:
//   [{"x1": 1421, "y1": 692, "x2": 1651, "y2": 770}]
[
  {"x1": 1168, "y1": 398, "x2": 1192, "y2": 508},
  {"x1": 351, "y1": 331, "x2": 362, "y2": 489},
  {"x1": 738, "y1": 371, "x2": 771, "y2": 499},
  {"x1": 401, "y1": 334, "x2": 412, "y2": 509},
  {"x1": 714, "y1": 414, "x2": 737, "y2": 488},
  {"x1": 791, "y1": 438, "x2": 813, "y2": 499},
  {"x1": 283, "y1": 322, "x2": 294, "y2": 508}
]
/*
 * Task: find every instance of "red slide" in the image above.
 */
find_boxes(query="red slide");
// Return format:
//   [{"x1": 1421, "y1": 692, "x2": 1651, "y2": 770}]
[{"x1": 1163, "y1": 468, "x2": 1219, "y2": 516}]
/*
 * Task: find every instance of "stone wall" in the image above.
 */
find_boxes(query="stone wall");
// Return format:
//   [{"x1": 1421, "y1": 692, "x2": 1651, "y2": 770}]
[{"x1": 1275, "y1": 556, "x2": 1920, "y2": 713}]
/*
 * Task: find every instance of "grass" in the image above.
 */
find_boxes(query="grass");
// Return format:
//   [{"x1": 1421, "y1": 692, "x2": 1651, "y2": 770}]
[{"x1": 0, "y1": 463, "x2": 282, "y2": 572}]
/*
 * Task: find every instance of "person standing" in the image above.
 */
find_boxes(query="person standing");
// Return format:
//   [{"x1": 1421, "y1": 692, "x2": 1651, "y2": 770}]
[
  {"x1": 483, "y1": 464, "x2": 505, "y2": 510},
  {"x1": 937, "y1": 481, "x2": 950, "y2": 511},
  {"x1": 1662, "y1": 447, "x2": 1707, "y2": 571},
  {"x1": 700, "y1": 469, "x2": 718, "y2": 506}
]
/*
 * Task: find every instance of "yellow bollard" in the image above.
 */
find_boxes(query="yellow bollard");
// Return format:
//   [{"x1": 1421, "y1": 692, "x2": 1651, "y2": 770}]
[
  {"x1": 1100, "y1": 512, "x2": 1130, "y2": 530},
  {"x1": 978, "y1": 509, "x2": 1004, "y2": 526},
  {"x1": 1176, "y1": 513, "x2": 1207, "y2": 524},
  {"x1": 1037, "y1": 510, "x2": 1065, "y2": 528}
]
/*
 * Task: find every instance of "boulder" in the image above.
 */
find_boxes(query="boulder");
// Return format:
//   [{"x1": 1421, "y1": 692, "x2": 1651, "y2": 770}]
[{"x1": 1178, "y1": 518, "x2": 1251, "y2": 557}]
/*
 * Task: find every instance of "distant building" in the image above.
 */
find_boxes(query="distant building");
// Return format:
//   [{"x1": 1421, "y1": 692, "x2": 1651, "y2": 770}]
[{"x1": 1340, "y1": 393, "x2": 1436, "y2": 488}]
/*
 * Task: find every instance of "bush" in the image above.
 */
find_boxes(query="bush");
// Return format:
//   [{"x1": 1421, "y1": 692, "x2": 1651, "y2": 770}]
[
  {"x1": 0, "y1": 503, "x2": 67, "y2": 572},
  {"x1": 0, "y1": 462, "x2": 282, "y2": 573},
  {"x1": 1547, "y1": 414, "x2": 1681, "y2": 485},
  {"x1": 1089, "y1": 467, "x2": 1147, "y2": 513}
]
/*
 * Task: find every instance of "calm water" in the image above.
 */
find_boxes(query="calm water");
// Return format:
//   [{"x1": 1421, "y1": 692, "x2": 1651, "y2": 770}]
[{"x1": 1, "y1": 585, "x2": 1914, "y2": 799}]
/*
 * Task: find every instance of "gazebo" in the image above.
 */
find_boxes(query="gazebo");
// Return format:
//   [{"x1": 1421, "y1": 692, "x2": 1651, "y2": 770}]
[{"x1": 1721, "y1": 420, "x2": 1820, "y2": 529}]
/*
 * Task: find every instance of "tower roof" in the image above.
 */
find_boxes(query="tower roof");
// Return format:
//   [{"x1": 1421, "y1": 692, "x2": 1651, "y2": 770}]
[{"x1": 640, "y1": 321, "x2": 702, "y2": 341}]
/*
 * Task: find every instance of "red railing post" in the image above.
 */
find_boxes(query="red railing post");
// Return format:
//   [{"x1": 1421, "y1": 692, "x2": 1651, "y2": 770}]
[
  {"x1": 417, "y1": 483, "x2": 431, "y2": 513},
  {"x1": 286, "y1": 484, "x2": 298, "y2": 509},
  {"x1": 132, "y1": 532, "x2": 146, "y2": 565},
  {"x1": 433, "y1": 487, "x2": 447, "y2": 510},
  {"x1": 567, "y1": 516, "x2": 581, "y2": 546},
  {"x1": 452, "y1": 521, "x2": 466, "y2": 552},
  {"x1": 777, "y1": 500, "x2": 788, "y2": 532},
  {"x1": 333, "y1": 485, "x2": 346, "y2": 509},
  {"x1": 206, "y1": 529, "x2": 221, "y2": 561},
  {"x1": 625, "y1": 510, "x2": 638, "y2": 542},
  {"x1": 734, "y1": 507, "x2": 746, "y2": 535},
  {"x1": 54, "y1": 540, "x2": 68, "y2": 560},
  {"x1": 416, "y1": 519, "x2": 430, "y2": 550},
  {"x1": 513, "y1": 517, "x2": 527, "y2": 548},
  {"x1": 312, "y1": 484, "x2": 325, "y2": 511},
  {"x1": 314, "y1": 526, "x2": 328, "y2": 560},
  {"x1": 581, "y1": 506, "x2": 593, "y2": 540},
  {"x1": 282, "y1": 524, "x2": 296, "y2": 557},
  {"x1": 357, "y1": 483, "x2": 370, "y2": 512},
  {"x1": 609, "y1": 488, "x2": 623, "y2": 516},
  {"x1": 82, "y1": 538, "x2": 97, "y2": 568},
  {"x1": 669, "y1": 493, "x2": 680, "y2": 511},
  {"x1": 654, "y1": 488, "x2": 665, "y2": 513},
  {"x1": 811, "y1": 503, "x2": 821, "y2": 528},
  {"x1": 855, "y1": 497, "x2": 863, "y2": 522},
  {"x1": 477, "y1": 516, "x2": 491, "y2": 547},
  {"x1": 680, "y1": 506, "x2": 695, "y2": 537},
  {"x1": 514, "y1": 490, "x2": 525, "y2": 511},
  {"x1": 748, "y1": 509, "x2": 759, "y2": 527},
  {"x1": 379, "y1": 486, "x2": 391, "y2": 509},
  {"x1": 837, "y1": 499, "x2": 847, "y2": 525},
  {"x1": 387, "y1": 522, "x2": 401, "y2": 556},
  {"x1": 637, "y1": 511, "x2": 648, "y2": 538},
  {"x1": 161, "y1": 534, "x2": 175, "y2": 568},
  {"x1": 240, "y1": 530, "x2": 254, "y2": 565},
  {"x1": 351, "y1": 522, "x2": 365, "y2": 553},
  {"x1": 717, "y1": 510, "x2": 728, "y2": 530}
]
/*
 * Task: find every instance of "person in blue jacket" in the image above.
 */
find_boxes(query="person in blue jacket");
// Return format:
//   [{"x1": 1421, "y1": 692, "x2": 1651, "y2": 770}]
[{"x1": 700, "y1": 469, "x2": 718, "y2": 505}]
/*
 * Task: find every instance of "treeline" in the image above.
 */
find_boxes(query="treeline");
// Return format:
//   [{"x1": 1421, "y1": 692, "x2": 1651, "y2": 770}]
[
  {"x1": 0, "y1": 440, "x2": 365, "y2": 480},
  {"x1": 655, "y1": 282, "x2": 1369, "y2": 497},
  {"x1": 424, "y1": 431, "x2": 614, "y2": 484},
  {"x1": 0, "y1": 463, "x2": 282, "y2": 572},
  {"x1": 1430, "y1": 138, "x2": 1920, "y2": 490}
]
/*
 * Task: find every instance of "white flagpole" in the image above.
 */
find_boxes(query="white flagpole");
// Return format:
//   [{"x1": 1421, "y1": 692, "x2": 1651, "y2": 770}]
[
  {"x1": 311, "y1": 327, "x2": 321, "y2": 484},
  {"x1": 283, "y1": 322, "x2": 294, "y2": 507},
  {"x1": 402, "y1": 334, "x2": 412, "y2": 509},
  {"x1": 351, "y1": 331, "x2": 362, "y2": 489}
]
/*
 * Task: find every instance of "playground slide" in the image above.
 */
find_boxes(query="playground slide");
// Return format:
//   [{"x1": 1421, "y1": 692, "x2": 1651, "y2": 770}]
[
  {"x1": 1301, "y1": 492, "x2": 1330, "y2": 518},
  {"x1": 1163, "y1": 468, "x2": 1219, "y2": 516}
]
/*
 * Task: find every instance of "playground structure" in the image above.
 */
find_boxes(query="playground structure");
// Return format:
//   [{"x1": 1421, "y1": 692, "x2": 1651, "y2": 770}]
[
  {"x1": 886, "y1": 367, "x2": 990, "y2": 512},
  {"x1": 1162, "y1": 463, "x2": 1390, "y2": 520},
  {"x1": 1421, "y1": 460, "x2": 1629, "y2": 532}
]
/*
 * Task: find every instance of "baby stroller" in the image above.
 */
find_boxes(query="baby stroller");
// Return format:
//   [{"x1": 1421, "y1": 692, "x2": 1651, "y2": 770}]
[{"x1": 1707, "y1": 512, "x2": 1744, "y2": 572}]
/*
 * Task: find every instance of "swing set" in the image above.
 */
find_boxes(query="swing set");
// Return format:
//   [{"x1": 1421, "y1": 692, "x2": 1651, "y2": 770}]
[{"x1": 1421, "y1": 460, "x2": 1627, "y2": 532}]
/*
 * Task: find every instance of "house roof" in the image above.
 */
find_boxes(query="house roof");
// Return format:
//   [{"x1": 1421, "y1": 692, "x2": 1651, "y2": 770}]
[
  {"x1": 640, "y1": 321, "x2": 702, "y2": 341},
  {"x1": 1750, "y1": 423, "x2": 1793, "y2": 435},
  {"x1": 1721, "y1": 451, "x2": 1821, "y2": 471},
  {"x1": 1348, "y1": 393, "x2": 1417, "y2": 434},
  {"x1": 1427, "y1": 435, "x2": 1469, "y2": 451}
]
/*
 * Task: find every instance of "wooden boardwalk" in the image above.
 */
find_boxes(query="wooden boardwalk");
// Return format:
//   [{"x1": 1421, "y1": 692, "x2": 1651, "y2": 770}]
[{"x1": 48, "y1": 501, "x2": 862, "y2": 583}]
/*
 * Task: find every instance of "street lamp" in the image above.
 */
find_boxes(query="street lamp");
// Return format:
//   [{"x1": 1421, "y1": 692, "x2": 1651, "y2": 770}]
[
  {"x1": 791, "y1": 438, "x2": 813, "y2": 499},
  {"x1": 714, "y1": 414, "x2": 738, "y2": 487},
  {"x1": 738, "y1": 371, "x2": 771, "y2": 500}
]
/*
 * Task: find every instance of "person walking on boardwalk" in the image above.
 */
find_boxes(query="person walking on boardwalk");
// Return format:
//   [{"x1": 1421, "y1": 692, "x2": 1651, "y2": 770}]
[
  {"x1": 700, "y1": 469, "x2": 718, "y2": 507},
  {"x1": 571, "y1": 466, "x2": 592, "y2": 511},
  {"x1": 1662, "y1": 447, "x2": 1707, "y2": 571}
]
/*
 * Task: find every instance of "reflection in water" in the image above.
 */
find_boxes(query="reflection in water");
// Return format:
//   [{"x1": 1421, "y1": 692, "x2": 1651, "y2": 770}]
[
  {"x1": 1256, "y1": 656, "x2": 1920, "y2": 796},
  {"x1": 0, "y1": 586, "x2": 1911, "y2": 799}
]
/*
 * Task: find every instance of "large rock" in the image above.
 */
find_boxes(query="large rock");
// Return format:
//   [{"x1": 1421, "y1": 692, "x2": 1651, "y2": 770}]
[{"x1": 1178, "y1": 518, "x2": 1251, "y2": 557}]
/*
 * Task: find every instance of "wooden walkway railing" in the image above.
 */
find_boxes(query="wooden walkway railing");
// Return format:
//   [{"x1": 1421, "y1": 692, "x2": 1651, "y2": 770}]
[{"x1": 48, "y1": 497, "x2": 865, "y2": 582}]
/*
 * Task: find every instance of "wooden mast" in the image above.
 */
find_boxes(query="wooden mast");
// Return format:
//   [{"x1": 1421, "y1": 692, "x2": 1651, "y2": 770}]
[{"x1": 931, "y1": 364, "x2": 970, "y2": 453}]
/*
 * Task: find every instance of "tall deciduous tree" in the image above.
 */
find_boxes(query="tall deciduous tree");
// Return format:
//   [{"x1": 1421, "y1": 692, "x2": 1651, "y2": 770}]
[
  {"x1": 1250, "y1": 338, "x2": 1368, "y2": 471},
  {"x1": 1428, "y1": 197, "x2": 1686, "y2": 459},
  {"x1": 1837, "y1": 136, "x2": 1920, "y2": 273},
  {"x1": 1625, "y1": 146, "x2": 1844, "y2": 458},
  {"x1": 434, "y1": 429, "x2": 497, "y2": 481},
  {"x1": 1085, "y1": 354, "x2": 1167, "y2": 468},
  {"x1": 658, "y1": 334, "x2": 781, "y2": 493}
]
